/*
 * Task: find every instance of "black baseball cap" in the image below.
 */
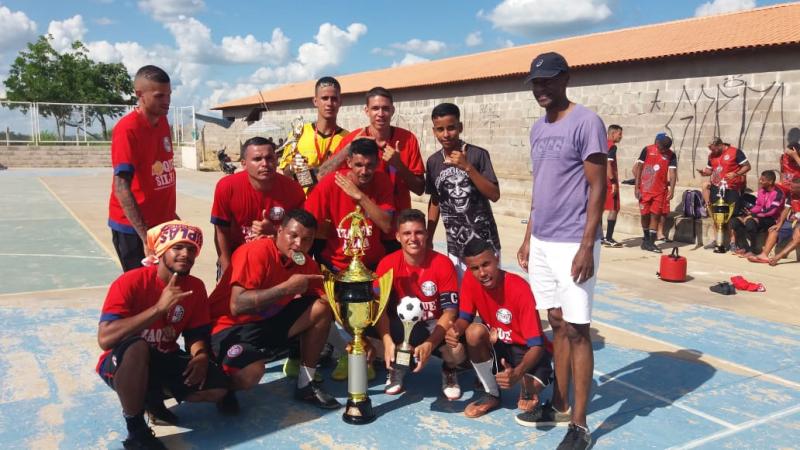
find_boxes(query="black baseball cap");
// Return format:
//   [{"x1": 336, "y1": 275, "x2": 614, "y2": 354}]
[{"x1": 525, "y1": 52, "x2": 569, "y2": 83}]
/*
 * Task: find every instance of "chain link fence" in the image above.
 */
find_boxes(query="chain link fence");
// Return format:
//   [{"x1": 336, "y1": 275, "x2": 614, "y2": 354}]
[{"x1": 0, "y1": 101, "x2": 196, "y2": 146}]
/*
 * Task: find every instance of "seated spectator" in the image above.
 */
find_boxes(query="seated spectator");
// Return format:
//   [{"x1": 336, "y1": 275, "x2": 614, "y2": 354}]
[
  {"x1": 778, "y1": 142, "x2": 800, "y2": 195},
  {"x1": 731, "y1": 171, "x2": 784, "y2": 258},
  {"x1": 749, "y1": 177, "x2": 800, "y2": 265}
]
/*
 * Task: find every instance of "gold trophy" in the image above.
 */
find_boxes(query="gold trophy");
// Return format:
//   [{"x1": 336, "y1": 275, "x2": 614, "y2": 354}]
[
  {"x1": 710, "y1": 180, "x2": 735, "y2": 253},
  {"x1": 322, "y1": 206, "x2": 393, "y2": 424},
  {"x1": 277, "y1": 116, "x2": 316, "y2": 188}
]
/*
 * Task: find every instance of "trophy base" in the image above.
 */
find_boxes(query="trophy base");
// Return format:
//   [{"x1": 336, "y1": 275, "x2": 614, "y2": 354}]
[{"x1": 342, "y1": 397, "x2": 376, "y2": 425}]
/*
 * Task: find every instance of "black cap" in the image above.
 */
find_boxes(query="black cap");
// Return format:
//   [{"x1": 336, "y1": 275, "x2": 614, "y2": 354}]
[{"x1": 525, "y1": 52, "x2": 569, "y2": 83}]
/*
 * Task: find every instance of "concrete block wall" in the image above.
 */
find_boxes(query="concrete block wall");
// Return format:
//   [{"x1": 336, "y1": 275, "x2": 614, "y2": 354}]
[
  {"x1": 206, "y1": 48, "x2": 800, "y2": 237},
  {"x1": 0, "y1": 145, "x2": 183, "y2": 168}
]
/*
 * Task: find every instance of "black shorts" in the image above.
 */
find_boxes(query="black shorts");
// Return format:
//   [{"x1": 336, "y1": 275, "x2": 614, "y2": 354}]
[
  {"x1": 710, "y1": 186, "x2": 745, "y2": 217},
  {"x1": 111, "y1": 230, "x2": 145, "y2": 272},
  {"x1": 211, "y1": 295, "x2": 315, "y2": 374},
  {"x1": 492, "y1": 341, "x2": 553, "y2": 387},
  {"x1": 98, "y1": 336, "x2": 229, "y2": 402},
  {"x1": 365, "y1": 313, "x2": 450, "y2": 359}
]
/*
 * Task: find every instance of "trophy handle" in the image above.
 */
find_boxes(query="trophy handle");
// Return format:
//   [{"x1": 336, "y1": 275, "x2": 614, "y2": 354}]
[
  {"x1": 371, "y1": 269, "x2": 393, "y2": 326},
  {"x1": 322, "y1": 269, "x2": 345, "y2": 326}
]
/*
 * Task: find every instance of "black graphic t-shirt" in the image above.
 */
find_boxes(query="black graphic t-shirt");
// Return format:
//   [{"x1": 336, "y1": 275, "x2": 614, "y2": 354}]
[{"x1": 425, "y1": 143, "x2": 501, "y2": 258}]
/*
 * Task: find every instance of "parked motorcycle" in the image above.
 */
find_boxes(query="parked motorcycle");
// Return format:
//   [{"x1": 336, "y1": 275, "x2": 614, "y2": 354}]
[{"x1": 217, "y1": 148, "x2": 236, "y2": 175}]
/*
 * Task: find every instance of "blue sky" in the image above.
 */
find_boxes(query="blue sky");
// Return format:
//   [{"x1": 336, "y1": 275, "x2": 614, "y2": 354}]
[{"x1": 0, "y1": 0, "x2": 792, "y2": 113}]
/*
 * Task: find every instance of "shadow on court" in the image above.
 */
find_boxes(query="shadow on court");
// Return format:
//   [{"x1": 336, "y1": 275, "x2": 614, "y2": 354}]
[{"x1": 590, "y1": 349, "x2": 715, "y2": 444}]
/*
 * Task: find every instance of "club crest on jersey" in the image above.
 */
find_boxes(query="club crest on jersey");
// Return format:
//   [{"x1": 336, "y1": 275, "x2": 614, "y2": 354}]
[
  {"x1": 421, "y1": 281, "x2": 437, "y2": 297},
  {"x1": 269, "y1": 206, "x2": 285, "y2": 222},
  {"x1": 163, "y1": 136, "x2": 172, "y2": 153},
  {"x1": 723, "y1": 154, "x2": 730, "y2": 160},
  {"x1": 496, "y1": 308, "x2": 512, "y2": 325},
  {"x1": 170, "y1": 305, "x2": 185, "y2": 323},
  {"x1": 653, "y1": 164, "x2": 660, "y2": 172},
  {"x1": 227, "y1": 344, "x2": 243, "y2": 358}
]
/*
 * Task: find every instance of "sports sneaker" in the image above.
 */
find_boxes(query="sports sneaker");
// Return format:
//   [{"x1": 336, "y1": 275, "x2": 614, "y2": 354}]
[
  {"x1": 703, "y1": 240, "x2": 718, "y2": 250},
  {"x1": 655, "y1": 237, "x2": 673, "y2": 244},
  {"x1": 515, "y1": 401, "x2": 571, "y2": 427},
  {"x1": 145, "y1": 398, "x2": 178, "y2": 426},
  {"x1": 441, "y1": 367, "x2": 461, "y2": 400},
  {"x1": 294, "y1": 381, "x2": 341, "y2": 409},
  {"x1": 331, "y1": 355, "x2": 348, "y2": 381},
  {"x1": 385, "y1": 367, "x2": 407, "y2": 395},
  {"x1": 603, "y1": 238, "x2": 623, "y2": 248},
  {"x1": 122, "y1": 427, "x2": 167, "y2": 450},
  {"x1": 464, "y1": 391, "x2": 500, "y2": 418},
  {"x1": 642, "y1": 241, "x2": 662, "y2": 253},
  {"x1": 557, "y1": 423, "x2": 592, "y2": 450},
  {"x1": 283, "y1": 357, "x2": 300, "y2": 378}
]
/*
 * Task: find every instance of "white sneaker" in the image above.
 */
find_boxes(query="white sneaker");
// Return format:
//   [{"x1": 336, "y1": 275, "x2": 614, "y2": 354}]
[
  {"x1": 441, "y1": 367, "x2": 461, "y2": 400},
  {"x1": 385, "y1": 367, "x2": 406, "y2": 395}
]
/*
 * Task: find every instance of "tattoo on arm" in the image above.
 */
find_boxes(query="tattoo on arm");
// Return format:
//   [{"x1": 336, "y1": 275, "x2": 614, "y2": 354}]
[
  {"x1": 114, "y1": 174, "x2": 149, "y2": 240},
  {"x1": 232, "y1": 285, "x2": 289, "y2": 316}
]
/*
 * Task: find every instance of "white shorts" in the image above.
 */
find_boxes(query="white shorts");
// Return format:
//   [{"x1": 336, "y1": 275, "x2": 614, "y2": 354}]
[
  {"x1": 527, "y1": 235, "x2": 600, "y2": 325},
  {"x1": 448, "y1": 250, "x2": 501, "y2": 283}
]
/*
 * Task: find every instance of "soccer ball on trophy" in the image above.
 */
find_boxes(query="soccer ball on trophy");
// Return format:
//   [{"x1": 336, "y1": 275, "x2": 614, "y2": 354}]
[{"x1": 397, "y1": 296, "x2": 422, "y2": 323}]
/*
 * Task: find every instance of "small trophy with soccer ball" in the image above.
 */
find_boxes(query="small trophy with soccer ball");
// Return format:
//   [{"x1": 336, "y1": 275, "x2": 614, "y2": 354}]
[{"x1": 395, "y1": 296, "x2": 423, "y2": 369}]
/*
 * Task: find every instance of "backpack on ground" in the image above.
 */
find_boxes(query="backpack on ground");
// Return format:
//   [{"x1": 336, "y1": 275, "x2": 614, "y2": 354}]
[{"x1": 682, "y1": 190, "x2": 707, "y2": 219}]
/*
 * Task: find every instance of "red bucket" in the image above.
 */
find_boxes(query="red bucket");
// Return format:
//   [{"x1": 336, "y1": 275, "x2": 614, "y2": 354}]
[{"x1": 658, "y1": 247, "x2": 687, "y2": 282}]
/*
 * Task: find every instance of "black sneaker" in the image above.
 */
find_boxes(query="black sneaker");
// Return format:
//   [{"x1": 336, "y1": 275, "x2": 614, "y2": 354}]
[
  {"x1": 557, "y1": 423, "x2": 592, "y2": 450},
  {"x1": 515, "y1": 401, "x2": 572, "y2": 427},
  {"x1": 642, "y1": 241, "x2": 662, "y2": 253},
  {"x1": 122, "y1": 427, "x2": 167, "y2": 450},
  {"x1": 145, "y1": 399, "x2": 178, "y2": 426},
  {"x1": 216, "y1": 390, "x2": 240, "y2": 416},
  {"x1": 603, "y1": 238, "x2": 623, "y2": 248},
  {"x1": 295, "y1": 382, "x2": 341, "y2": 409}
]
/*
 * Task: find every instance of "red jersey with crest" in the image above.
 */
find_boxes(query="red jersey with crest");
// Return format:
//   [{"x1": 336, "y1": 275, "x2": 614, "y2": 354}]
[
  {"x1": 333, "y1": 126, "x2": 424, "y2": 211},
  {"x1": 458, "y1": 271, "x2": 547, "y2": 349},
  {"x1": 637, "y1": 144, "x2": 677, "y2": 195},
  {"x1": 209, "y1": 238, "x2": 324, "y2": 334},
  {"x1": 707, "y1": 146, "x2": 748, "y2": 191},
  {"x1": 210, "y1": 171, "x2": 305, "y2": 249},
  {"x1": 779, "y1": 153, "x2": 800, "y2": 194},
  {"x1": 375, "y1": 249, "x2": 458, "y2": 322},
  {"x1": 304, "y1": 168, "x2": 395, "y2": 271},
  {"x1": 108, "y1": 109, "x2": 177, "y2": 233},
  {"x1": 95, "y1": 265, "x2": 209, "y2": 372}
]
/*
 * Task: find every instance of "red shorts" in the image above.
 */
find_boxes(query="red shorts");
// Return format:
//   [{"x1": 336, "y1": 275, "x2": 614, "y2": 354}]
[
  {"x1": 639, "y1": 192, "x2": 670, "y2": 215},
  {"x1": 604, "y1": 182, "x2": 620, "y2": 211}
]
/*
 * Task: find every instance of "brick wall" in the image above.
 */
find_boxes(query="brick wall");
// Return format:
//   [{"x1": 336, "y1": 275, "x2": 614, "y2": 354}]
[
  {"x1": 206, "y1": 46, "x2": 800, "y2": 219},
  {"x1": 0, "y1": 145, "x2": 184, "y2": 168}
]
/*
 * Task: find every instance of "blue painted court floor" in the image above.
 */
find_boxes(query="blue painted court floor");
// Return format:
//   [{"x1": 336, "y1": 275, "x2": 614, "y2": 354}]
[{"x1": 0, "y1": 169, "x2": 798, "y2": 449}]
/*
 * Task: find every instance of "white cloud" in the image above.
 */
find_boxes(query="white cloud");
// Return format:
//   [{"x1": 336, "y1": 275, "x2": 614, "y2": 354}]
[
  {"x1": 138, "y1": 0, "x2": 205, "y2": 22},
  {"x1": 390, "y1": 38, "x2": 446, "y2": 55},
  {"x1": 47, "y1": 15, "x2": 87, "y2": 52},
  {"x1": 695, "y1": 0, "x2": 755, "y2": 17},
  {"x1": 480, "y1": 0, "x2": 612, "y2": 36},
  {"x1": 0, "y1": 6, "x2": 38, "y2": 53},
  {"x1": 465, "y1": 31, "x2": 483, "y2": 47},
  {"x1": 371, "y1": 47, "x2": 396, "y2": 57},
  {"x1": 501, "y1": 39, "x2": 515, "y2": 48},
  {"x1": 163, "y1": 16, "x2": 290, "y2": 64},
  {"x1": 94, "y1": 17, "x2": 115, "y2": 26},
  {"x1": 391, "y1": 53, "x2": 429, "y2": 67},
  {"x1": 205, "y1": 22, "x2": 367, "y2": 110}
]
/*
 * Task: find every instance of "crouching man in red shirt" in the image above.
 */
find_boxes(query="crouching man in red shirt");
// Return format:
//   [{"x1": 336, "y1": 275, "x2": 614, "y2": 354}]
[{"x1": 96, "y1": 221, "x2": 228, "y2": 450}]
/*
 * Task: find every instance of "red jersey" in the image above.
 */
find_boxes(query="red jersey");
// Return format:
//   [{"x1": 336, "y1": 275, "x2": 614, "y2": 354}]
[
  {"x1": 779, "y1": 153, "x2": 800, "y2": 194},
  {"x1": 96, "y1": 265, "x2": 209, "y2": 371},
  {"x1": 108, "y1": 109, "x2": 176, "y2": 233},
  {"x1": 209, "y1": 238, "x2": 324, "y2": 334},
  {"x1": 375, "y1": 249, "x2": 458, "y2": 321},
  {"x1": 304, "y1": 168, "x2": 394, "y2": 271},
  {"x1": 458, "y1": 271, "x2": 546, "y2": 348},
  {"x1": 607, "y1": 139, "x2": 619, "y2": 185},
  {"x1": 210, "y1": 171, "x2": 305, "y2": 249},
  {"x1": 707, "y1": 146, "x2": 747, "y2": 191},
  {"x1": 637, "y1": 144, "x2": 677, "y2": 195},
  {"x1": 333, "y1": 126, "x2": 424, "y2": 211}
]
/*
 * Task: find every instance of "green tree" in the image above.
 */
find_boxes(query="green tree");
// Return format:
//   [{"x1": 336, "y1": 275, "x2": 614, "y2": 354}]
[{"x1": 3, "y1": 35, "x2": 134, "y2": 141}]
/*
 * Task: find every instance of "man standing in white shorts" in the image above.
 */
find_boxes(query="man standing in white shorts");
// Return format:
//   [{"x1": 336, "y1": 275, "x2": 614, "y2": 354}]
[{"x1": 516, "y1": 52, "x2": 607, "y2": 450}]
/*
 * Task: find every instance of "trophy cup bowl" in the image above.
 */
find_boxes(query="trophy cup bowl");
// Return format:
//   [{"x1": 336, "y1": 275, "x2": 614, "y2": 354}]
[
  {"x1": 710, "y1": 198, "x2": 735, "y2": 253},
  {"x1": 322, "y1": 206, "x2": 392, "y2": 424}
]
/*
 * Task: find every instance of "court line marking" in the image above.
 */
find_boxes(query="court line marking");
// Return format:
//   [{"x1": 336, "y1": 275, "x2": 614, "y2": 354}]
[
  {"x1": 594, "y1": 319, "x2": 800, "y2": 391},
  {"x1": 0, "y1": 285, "x2": 108, "y2": 298},
  {"x1": 668, "y1": 403, "x2": 800, "y2": 449},
  {"x1": 37, "y1": 177, "x2": 120, "y2": 263},
  {"x1": 0, "y1": 253, "x2": 114, "y2": 260},
  {"x1": 594, "y1": 369, "x2": 737, "y2": 429}
]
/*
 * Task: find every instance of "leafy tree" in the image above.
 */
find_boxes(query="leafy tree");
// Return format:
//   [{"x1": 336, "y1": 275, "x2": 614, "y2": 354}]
[{"x1": 3, "y1": 35, "x2": 134, "y2": 141}]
